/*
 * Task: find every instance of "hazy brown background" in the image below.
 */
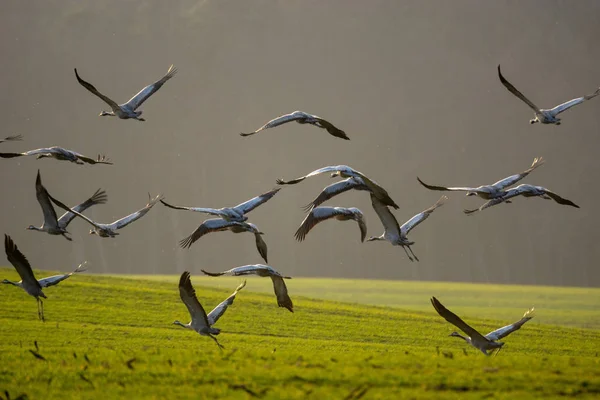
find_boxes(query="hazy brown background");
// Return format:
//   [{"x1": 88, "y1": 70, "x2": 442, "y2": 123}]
[{"x1": 1, "y1": 0, "x2": 599, "y2": 287}]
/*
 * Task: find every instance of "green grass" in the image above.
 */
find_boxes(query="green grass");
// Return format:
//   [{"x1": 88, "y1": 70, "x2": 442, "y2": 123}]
[
  {"x1": 1, "y1": 268, "x2": 599, "y2": 399},
  {"x1": 121, "y1": 274, "x2": 600, "y2": 329}
]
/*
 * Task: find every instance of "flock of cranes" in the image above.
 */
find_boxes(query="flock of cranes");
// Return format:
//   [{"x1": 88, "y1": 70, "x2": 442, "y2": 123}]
[{"x1": 2, "y1": 61, "x2": 596, "y2": 354}]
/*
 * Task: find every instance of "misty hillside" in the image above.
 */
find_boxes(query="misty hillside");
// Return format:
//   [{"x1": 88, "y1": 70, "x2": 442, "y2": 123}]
[{"x1": 1, "y1": 0, "x2": 599, "y2": 287}]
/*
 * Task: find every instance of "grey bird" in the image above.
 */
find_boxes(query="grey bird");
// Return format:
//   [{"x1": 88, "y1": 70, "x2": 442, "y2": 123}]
[
  {"x1": 74, "y1": 65, "x2": 177, "y2": 121},
  {"x1": 201, "y1": 265, "x2": 293, "y2": 312},
  {"x1": 367, "y1": 195, "x2": 447, "y2": 262},
  {"x1": 160, "y1": 188, "x2": 280, "y2": 222},
  {"x1": 3, "y1": 235, "x2": 47, "y2": 321},
  {"x1": 178, "y1": 219, "x2": 268, "y2": 263},
  {"x1": 241, "y1": 110, "x2": 349, "y2": 140},
  {"x1": 277, "y1": 165, "x2": 399, "y2": 209},
  {"x1": 302, "y1": 177, "x2": 371, "y2": 212},
  {"x1": 464, "y1": 184, "x2": 580, "y2": 215},
  {"x1": 295, "y1": 207, "x2": 367, "y2": 243},
  {"x1": 0, "y1": 147, "x2": 112, "y2": 165},
  {"x1": 49, "y1": 193, "x2": 162, "y2": 238},
  {"x1": 417, "y1": 157, "x2": 544, "y2": 200},
  {"x1": 28, "y1": 170, "x2": 107, "y2": 241},
  {"x1": 0, "y1": 134, "x2": 23, "y2": 144},
  {"x1": 431, "y1": 296, "x2": 534, "y2": 356},
  {"x1": 205, "y1": 280, "x2": 247, "y2": 326},
  {"x1": 498, "y1": 65, "x2": 600, "y2": 125},
  {"x1": 3, "y1": 261, "x2": 88, "y2": 289},
  {"x1": 173, "y1": 271, "x2": 231, "y2": 350}
]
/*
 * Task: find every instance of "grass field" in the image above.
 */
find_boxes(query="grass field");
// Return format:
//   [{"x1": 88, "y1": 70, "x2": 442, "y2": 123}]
[{"x1": 1, "y1": 268, "x2": 599, "y2": 399}]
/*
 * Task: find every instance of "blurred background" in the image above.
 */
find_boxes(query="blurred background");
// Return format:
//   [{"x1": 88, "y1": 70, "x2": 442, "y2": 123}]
[{"x1": 1, "y1": 0, "x2": 599, "y2": 287}]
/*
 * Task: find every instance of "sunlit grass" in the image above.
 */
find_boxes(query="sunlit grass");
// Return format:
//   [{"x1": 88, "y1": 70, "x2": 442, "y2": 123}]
[
  {"x1": 0, "y1": 269, "x2": 599, "y2": 399},
  {"x1": 120, "y1": 273, "x2": 600, "y2": 329}
]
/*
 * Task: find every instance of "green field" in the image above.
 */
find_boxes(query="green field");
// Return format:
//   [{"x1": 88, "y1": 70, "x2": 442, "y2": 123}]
[{"x1": 1, "y1": 268, "x2": 599, "y2": 399}]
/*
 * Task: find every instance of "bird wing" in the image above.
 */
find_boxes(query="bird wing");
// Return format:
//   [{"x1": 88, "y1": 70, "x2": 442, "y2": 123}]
[
  {"x1": 463, "y1": 188, "x2": 522, "y2": 215},
  {"x1": 356, "y1": 211, "x2": 368, "y2": 242},
  {"x1": 430, "y1": 297, "x2": 489, "y2": 342},
  {"x1": 47, "y1": 191, "x2": 104, "y2": 230},
  {"x1": 416, "y1": 177, "x2": 476, "y2": 193},
  {"x1": 240, "y1": 112, "x2": 304, "y2": 136},
  {"x1": 38, "y1": 262, "x2": 88, "y2": 288},
  {"x1": 178, "y1": 271, "x2": 211, "y2": 329},
  {"x1": 4, "y1": 235, "x2": 41, "y2": 291},
  {"x1": 276, "y1": 166, "x2": 341, "y2": 185},
  {"x1": 57, "y1": 189, "x2": 107, "y2": 229},
  {"x1": 160, "y1": 199, "x2": 227, "y2": 217},
  {"x1": 584, "y1": 87, "x2": 600, "y2": 100},
  {"x1": 271, "y1": 276, "x2": 293, "y2": 312},
  {"x1": 233, "y1": 188, "x2": 280, "y2": 215},
  {"x1": 370, "y1": 193, "x2": 401, "y2": 239},
  {"x1": 201, "y1": 264, "x2": 283, "y2": 278},
  {"x1": 109, "y1": 194, "x2": 162, "y2": 231},
  {"x1": 0, "y1": 147, "x2": 64, "y2": 159},
  {"x1": 294, "y1": 207, "x2": 349, "y2": 242},
  {"x1": 491, "y1": 157, "x2": 544, "y2": 190},
  {"x1": 303, "y1": 178, "x2": 369, "y2": 211},
  {"x1": 207, "y1": 280, "x2": 247, "y2": 326},
  {"x1": 543, "y1": 189, "x2": 580, "y2": 208},
  {"x1": 0, "y1": 134, "x2": 23, "y2": 143},
  {"x1": 497, "y1": 65, "x2": 540, "y2": 112},
  {"x1": 548, "y1": 97, "x2": 587, "y2": 116},
  {"x1": 254, "y1": 232, "x2": 269, "y2": 263},
  {"x1": 485, "y1": 308, "x2": 535, "y2": 341},
  {"x1": 463, "y1": 198, "x2": 505, "y2": 215},
  {"x1": 312, "y1": 117, "x2": 349, "y2": 140},
  {"x1": 35, "y1": 170, "x2": 60, "y2": 230},
  {"x1": 400, "y1": 196, "x2": 447, "y2": 237},
  {"x1": 123, "y1": 65, "x2": 177, "y2": 111},
  {"x1": 179, "y1": 219, "x2": 243, "y2": 249},
  {"x1": 0, "y1": 152, "x2": 25, "y2": 158},
  {"x1": 356, "y1": 173, "x2": 399, "y2": 209},
  {"x1": 74, "y1": 68, "x2": 121, "y2": 112},
  {"x1": 70, "y1": 151, "x2": 113, "y2": 165}
]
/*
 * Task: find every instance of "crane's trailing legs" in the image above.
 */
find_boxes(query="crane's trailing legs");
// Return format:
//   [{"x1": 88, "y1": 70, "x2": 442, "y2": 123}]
[
  {"x1": 407, "y1": 245, "x2": 419, "y2": 262},
  {"x1": 209, "y1": 334, "x2": 224, "y2": 350},
  {"x1": 401, "y1": 246, "x2": 414, "y2": 262},
  {"x1": 37, "y1": 298, "x2": 45, "y2": 322}
]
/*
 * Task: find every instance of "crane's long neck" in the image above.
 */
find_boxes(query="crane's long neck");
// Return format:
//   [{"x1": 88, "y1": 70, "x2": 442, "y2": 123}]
[
  {"x1": 450, "y1": 332, "x2": 471, "y2": 344},
  {"x1": 173, "y1": 320, "x2": 192, "y2": 330},
  {"x1": 2, "y1": 279, "x2": 22, "y2": 288}
]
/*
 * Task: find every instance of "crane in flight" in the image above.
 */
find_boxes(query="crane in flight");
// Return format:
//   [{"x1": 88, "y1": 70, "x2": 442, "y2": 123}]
[
  {"x1": 417, "y1": 157, "x2": 544, "y2": 200},
  {"x1": 201, "y1": 265, "x2": 293, "y2": 312},
  {"x1": 367, "y1": 195, "x2": 447, "y2": 261},
  {"x1": 28, "y1": 170, "x2": 107, "y2": 241},
  {"x1": 0, "y1": 147, "x2": 111, "y2": 165},
  {"x1": 294, "y1": 207, "x2": 367, "y2": 243},
  {"x1": 48, "y1": 192, "x2": 162, "y2": 238},
  {"x1": 241, "y1": 110, "x2": 349, "y2": 140},
  {"x1": 3, "y1": 235, "x2": 48, "y2": 321},
  {"x1": 277, "y1": 165, "x2": 399, "y2": 209},
  {"x1": 464, "y1": 184, "x2": 580, "y2": 214},
  {"x1": 173, "y1": 272, "x2": 243, "y2": 350},
  {"x1": 74, "y1": 65, "x2": 177, "y2": 121},
  {"x1": 498, "y1": 64, "x2": 600, "y2": 125},
  {"x1": 431, "y1": 296, "x2": 534, "y2": 355},
  {"x1": 160, "y1": 188, "x2": 280, "y2": 222}
]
